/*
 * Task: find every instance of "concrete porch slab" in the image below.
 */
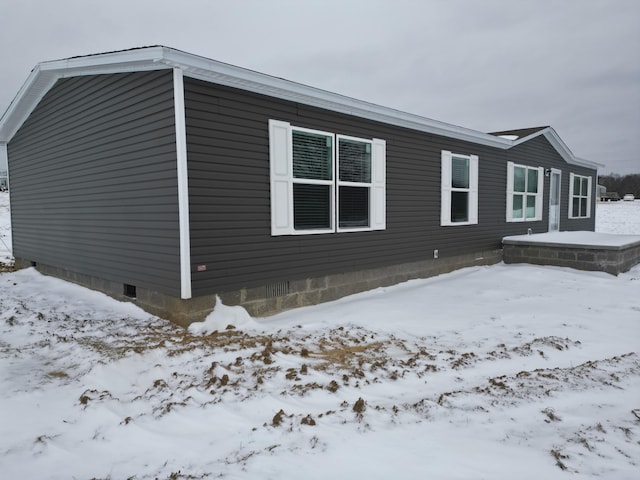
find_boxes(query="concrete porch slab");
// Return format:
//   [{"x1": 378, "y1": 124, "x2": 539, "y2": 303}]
[{"x1": 502, "y1": 231, "x2": 640, "y2": 275}]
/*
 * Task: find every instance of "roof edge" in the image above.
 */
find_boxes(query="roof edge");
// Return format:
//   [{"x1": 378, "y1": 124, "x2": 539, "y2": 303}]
[
  {"x1": 512, "y1": 127, "x2": 601, "y2": 169},
  {"x1": 0, "y1": 46, "x2": 601, "y2": 171},
  {"x1": 0, "y1": 47, "x2": 171, "y2": 142},
  {"x1": 0, "y1": 46, "x2": 511, "y2": 148}
]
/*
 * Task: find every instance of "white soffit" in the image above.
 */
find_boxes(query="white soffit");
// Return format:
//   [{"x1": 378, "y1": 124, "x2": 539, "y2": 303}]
[{"x1": 0, "y1": 46, "x2": 599, "y2": 169}]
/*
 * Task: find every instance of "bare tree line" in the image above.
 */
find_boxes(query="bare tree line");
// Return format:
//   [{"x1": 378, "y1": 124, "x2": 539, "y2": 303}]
[{"x1": 599, "y1": 174, "x2": 640, "y2": 197}]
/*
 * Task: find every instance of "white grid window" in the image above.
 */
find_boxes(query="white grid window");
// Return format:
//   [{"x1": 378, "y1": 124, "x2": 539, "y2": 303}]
[
  {"x1": 569, "y1": 173, "x2": 592, "y2": 219},
  {"x1": 506, "y1": 162, "x2": 544, "y2": 222}
]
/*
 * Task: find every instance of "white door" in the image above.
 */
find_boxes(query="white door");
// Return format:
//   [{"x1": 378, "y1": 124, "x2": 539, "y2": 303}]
[{"x1": 548, "y1": 169, "x2": 561, "y2": 232}]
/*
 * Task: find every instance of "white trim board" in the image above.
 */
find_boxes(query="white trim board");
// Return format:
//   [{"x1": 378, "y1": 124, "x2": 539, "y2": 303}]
[
  {"x1": 173, "y1": 68, "x2": 192, "y2": 299},
  {"x1": 0, "y1": 46, "x2": 600, "y2": 170}
]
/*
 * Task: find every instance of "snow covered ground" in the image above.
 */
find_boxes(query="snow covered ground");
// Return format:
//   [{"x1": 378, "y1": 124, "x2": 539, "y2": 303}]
[
  {"x1": 596, "y1": 199, "x2": 640, "y2": 234},
  {"x1": 1, "y1": 192, "x2": 639, "y2": 479}
]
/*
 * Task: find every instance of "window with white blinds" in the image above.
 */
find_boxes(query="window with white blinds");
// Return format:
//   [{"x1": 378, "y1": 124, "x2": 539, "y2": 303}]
[
  {"x1": 269, "y1": 120, "x2": 386, "y2": 236},
  {"x1": 440, "y1": 150, "x2": 478, "y2": 226}
]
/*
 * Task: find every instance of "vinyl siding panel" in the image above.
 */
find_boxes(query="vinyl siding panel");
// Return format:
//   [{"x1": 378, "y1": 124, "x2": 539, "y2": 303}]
[
  {"x1": 184, "y1": 78, "x2": 597, "y2": 297},
  {"x1": 8, "y1": 70, "x2": 181, "y2": 295},
  {"x1": 507, "y1": 136, "x2": 597, "y2": 231}
]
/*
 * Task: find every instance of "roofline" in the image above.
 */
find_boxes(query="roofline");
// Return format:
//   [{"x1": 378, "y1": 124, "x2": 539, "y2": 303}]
[
  {"x1": 513, "y1": 127, "x2": 603, "y2": 169},
  {"x1": 0, "y1": 46, "x2": 170, "y2": 143},
  {"x1": 0, "y1": 46, "x2": 598, "y2": 170}
]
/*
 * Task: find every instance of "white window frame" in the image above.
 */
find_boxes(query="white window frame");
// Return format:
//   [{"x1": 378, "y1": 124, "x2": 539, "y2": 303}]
[
  {"x1": 506, "y1": 162, "x2": 544, "y2": 222},
  {"x1": 291, "y1": 125, "x2": 336, "y2": 234},
  {"x1": 269, "y1": 119, "x2": 386, "y2": 236},
  {"x1": 440, "y1": 150, "x2": 478, "y2": 226},
  {"x1": 336, "y1": 134, "x2": 374, "y2": 233},
  {"x1": 568, "y1": 173, "x2": 592, "y2": 219}
]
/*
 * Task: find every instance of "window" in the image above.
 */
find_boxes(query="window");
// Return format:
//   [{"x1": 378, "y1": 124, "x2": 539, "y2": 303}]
[
  {"x1": 292, "y1": 128, "x2": 333, "y2": 230},
  {"x1": 506, "y1": 162, "x2": 544, "y2": 222},
  {"x1": 569, "y1": 173, "x2": 592, "y2": 218},
  {"x1": 440, "y1": 150, "x2": 478, "y2": 226},
  {"x1": 269, "y1": 120, "x2": 386, "y2": 235}
]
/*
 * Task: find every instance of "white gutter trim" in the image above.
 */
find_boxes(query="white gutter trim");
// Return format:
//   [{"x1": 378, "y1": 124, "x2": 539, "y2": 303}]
[
  {"x1": 0, "y1": 47, "x2": 171, "y2": 143},
  {"x1": 160, "y1": 48, "x2": 510, "y2": 149},
  {"x1": 38, "y1": 46, "x2": 166, "y2": 71},
  {"x1": 511, "y1": 127, "x2": 601, "y2": 170},
  {"x1": 573, "y1": 156, "x2": 604, "y2": 169},
  {"x1": 0, "y1": 66, "x2": 56, "y2": 142},
  {"x1": 0, "y1": 46, "x2": 600, "y2": 170},
  {"x1": 173, "y1": 68, "x2": 192, "y2": 299}
]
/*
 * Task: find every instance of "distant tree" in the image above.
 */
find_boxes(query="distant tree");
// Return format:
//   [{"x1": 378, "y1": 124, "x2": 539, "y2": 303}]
[{"x1": 599, "y1": 174, "x2": 640, "y2": 197}]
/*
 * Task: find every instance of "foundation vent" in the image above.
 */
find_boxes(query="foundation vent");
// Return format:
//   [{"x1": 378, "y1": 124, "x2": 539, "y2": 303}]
[
  {"x1": 123, "y1": 284, "x2": 137, "y2": 299},
  {"x1": 266, "y1": 280, "x2": 290, "y2": 298}
]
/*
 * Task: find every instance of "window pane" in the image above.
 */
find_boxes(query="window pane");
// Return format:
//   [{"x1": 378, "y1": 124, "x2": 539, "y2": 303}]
[
  {"x1": 513, "y1": 194, "x2": 524, "y2": 219},
  {"x1": 339, "y1": 139, "x2": 371, "y2": 183},
  {"x1": 293, "y1": 183, "x2": 331, "y2": 230},
  {"x1": 580, "y1": 198, "x2": 587, "y2": 217},
  {"x1": 513, "y1": 166, "x2": 526, "y2": 192},
  {"x1": 525, "y1": 195, "x2": 536, "y2": 219},
  {"x1": 339, "y1": 186, "x2": 369, "y2": 228},
  {"x1": 572, "y1": 197, "x2": 580, "y2": 217},
  {"x1": 293, "y1": 130, "x2": 332, "y2": 180},
  {"x1": 580, "y1": 177, "x2": 588, "y2": 196},
  {"x1": 573, "y1": 176, "x2": 581, "y2": 196},
  {"x1": 451, "y1": 191, "x2": 469, "y2": 222},
  {"x1": 527, "y1": 169, "x2": 538, "y2": 193},
  {"x1": 451, "y1": 156, "x2": 470, "y2": 189}
]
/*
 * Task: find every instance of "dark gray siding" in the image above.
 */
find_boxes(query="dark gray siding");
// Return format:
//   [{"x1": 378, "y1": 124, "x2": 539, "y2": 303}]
[
  {"x1": 183, "y1": 78, "x2": 596, "y2": 297},
  {"x1": 507, "y1": 136, "x2": 597, "y2": 231},
  {"x1": 8, "y1": 70, "x2": 181, "y2": 295}
]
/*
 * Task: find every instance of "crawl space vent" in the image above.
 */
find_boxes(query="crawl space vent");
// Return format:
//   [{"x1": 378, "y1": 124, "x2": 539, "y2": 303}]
[{"x1": 266, "y1": 281, "x2": 290, "y2": 298}]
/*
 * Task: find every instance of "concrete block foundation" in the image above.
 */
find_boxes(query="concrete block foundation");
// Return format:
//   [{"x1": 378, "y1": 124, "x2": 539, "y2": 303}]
[
  {"x1": 15, "y1": 249, "x2": 502, "y2": 327},
  {"x1": 503, "y1": 233, "x2": 640, "y2": 276}
]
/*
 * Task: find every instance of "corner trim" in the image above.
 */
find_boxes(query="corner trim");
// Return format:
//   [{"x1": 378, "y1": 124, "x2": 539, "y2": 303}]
[
  {"x1": 173, "y1": 68, "x2": 192, "y2": 299},
  {"x1": 0, "y1": 143, "x2": 7, "y2": 171}
]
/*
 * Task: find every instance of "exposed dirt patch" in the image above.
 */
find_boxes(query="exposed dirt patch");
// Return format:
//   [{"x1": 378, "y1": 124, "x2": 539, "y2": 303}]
[
  {"x1": 0, "y1": 263, "x2": 15, "y2": 273},
  {"x1": 2, "y1": 280, "x2": 639, "y2": 478}
]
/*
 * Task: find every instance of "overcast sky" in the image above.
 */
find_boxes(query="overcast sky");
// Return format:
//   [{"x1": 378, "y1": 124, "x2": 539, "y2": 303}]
[{"x1": 1, "y1": 0, "x2": 638, "y2": 174}]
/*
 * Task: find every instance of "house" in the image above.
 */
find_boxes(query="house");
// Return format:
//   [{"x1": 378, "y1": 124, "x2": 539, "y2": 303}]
[{"x1": 0, "y1": 46, "x2": 600, "y2": 325}]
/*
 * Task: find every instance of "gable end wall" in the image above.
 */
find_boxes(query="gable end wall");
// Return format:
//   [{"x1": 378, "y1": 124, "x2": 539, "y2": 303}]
[{"x1": 8, "y1": 70, "x2": 183, "y2": 296}]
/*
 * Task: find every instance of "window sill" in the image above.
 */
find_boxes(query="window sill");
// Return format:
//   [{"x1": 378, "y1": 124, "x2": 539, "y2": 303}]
[
  {"x1": 275, "y1": 227, "x2": 378, "y2": 236},
  {"x1": 441, "y1": 221, "x2": 478, "y2": 227}
]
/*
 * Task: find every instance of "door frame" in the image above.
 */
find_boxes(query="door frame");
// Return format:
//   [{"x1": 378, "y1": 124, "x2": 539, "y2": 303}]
[{"x1": 548, "y1": 168, "x2": 562, "y2": 232}]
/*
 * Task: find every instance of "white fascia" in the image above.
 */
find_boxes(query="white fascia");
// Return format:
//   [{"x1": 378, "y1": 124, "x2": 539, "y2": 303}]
[
  {"x1": 0, "y1": 65, "x2": 57, "y2": 142},
  {"x1": 40, "y1": 46, "x2": 169, "y2": 78},
  {"x1": 173, "y1": 68, "x2": 192, "y2": 299},
  {"x1": 159, "y1": 48, "x2": 510, "y2": 149},
  {"x1": 0, "y1": 47, "x2": 171, "y2": 143},
  {"x1": 1, "y1": 46, "x2": 601, "y2": 171},
  {"x1": 512, "y1": 127, "x2": 601, "y2": 170}
]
